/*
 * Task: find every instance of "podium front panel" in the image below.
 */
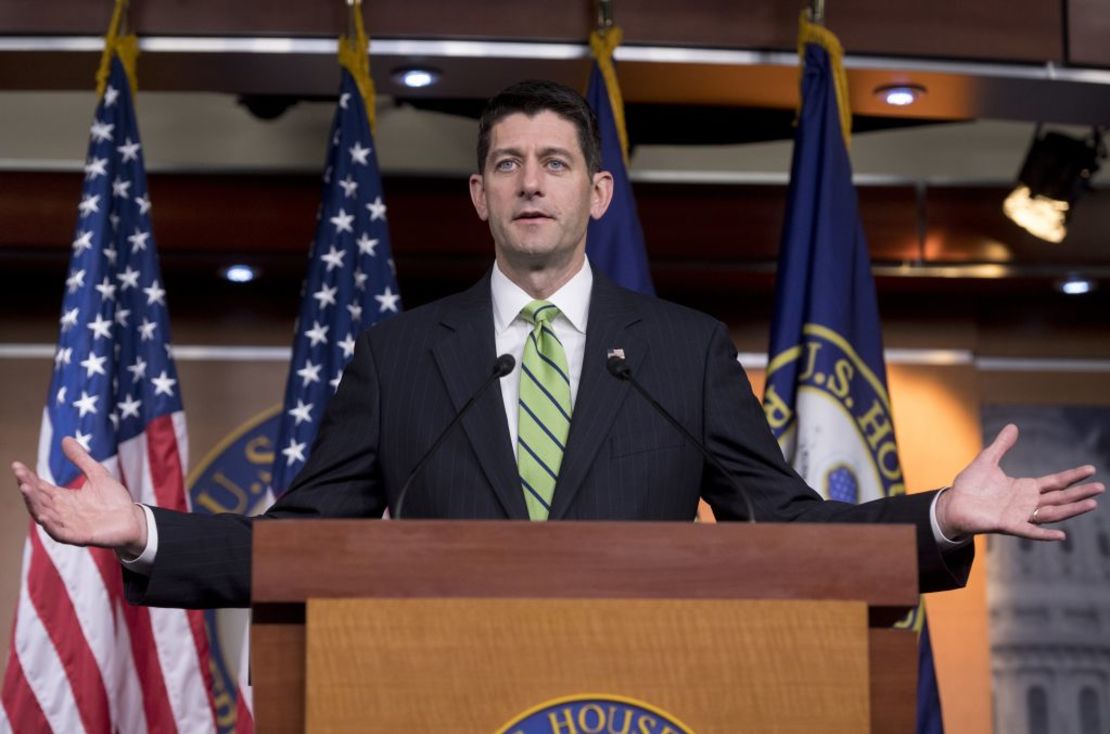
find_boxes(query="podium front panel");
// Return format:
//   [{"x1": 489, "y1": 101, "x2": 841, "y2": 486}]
[{"x1": 305, "y1": 598, "x2": 870, "y2": 733}]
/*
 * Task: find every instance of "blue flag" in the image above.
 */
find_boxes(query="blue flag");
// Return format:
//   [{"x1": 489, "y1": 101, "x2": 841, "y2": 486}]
[
  {"x1": 584, "y1": 31, "x2": 654, "y2": 294},
  {"x1": 763, "y1": 19, "x2": 944, "y2": 734},
  {"x1": 269, "y1": 69, "x2": 402, "y2": 496}
]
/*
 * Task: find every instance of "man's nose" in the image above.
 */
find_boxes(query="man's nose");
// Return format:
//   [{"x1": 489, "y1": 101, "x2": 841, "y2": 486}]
[{"x1": 518, "y1": 158, "x2": 543, "y2": 197}]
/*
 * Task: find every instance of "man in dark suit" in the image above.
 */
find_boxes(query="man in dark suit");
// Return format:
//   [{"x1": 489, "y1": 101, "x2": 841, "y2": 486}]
[{"x1": 13, "y1": 81, "x2": 1103, "y2": 610}]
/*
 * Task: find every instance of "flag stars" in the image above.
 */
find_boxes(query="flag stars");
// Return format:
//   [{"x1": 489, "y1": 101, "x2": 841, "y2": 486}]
[
  {"x1": 60, "y1": 308, "x2": 79, "y2": 331},
  {"x1": 346, "y1": 303, "x2": 363, "y2": 322},
  {"x1": 151, "y1": 371, "x2": 177, "y2": 397},
  {"x1": 339, "y1": 92, "x2": 351, "y2": 109},
  {"x1": 103, "y1": 85, "x2": 119, "y2": 107},
  {"x1": 117, "y1": 137, "x2": 141, "y2": 162},
  {"x1": 87, "y1": 314, "x2": 112, "y2": 340},
  {"x1": 114, "y1": 307, "x2": 131, "y2": 327},
  {"x1": 127, "y1": 227, "x2": 150, "y2": 253},
  {"x1": 138, "y1": 318, "x2": 158, "y2": 341},
  {"x1": 127, "y1": 356, "x2": 147, "y2": 381},
  {"x1": 66, "y1": 268, "x2": 86, "y2": 293},
  {"x1": 330, "y1": 208, "x2": 354, "y2": 234},
  {"x1": 375, "y1": 286, "x2": 401, "y2": 313},
  {"x1": 89, "y1": 120, "x2": 114, "y2": 142},
  {"x1": 54, "y1": 347, "x2": 73, "y2": 368},
  {"x1": 95, "y1": 277, "x2": 117, "y2": 301},
  {"x1": 329, "y1": 371, "x2": 344, "y2": 392},
  {"x1": 366, "y1": 196, "x2": 387, "y2": 221},
  {"x1": 304, "y1": 321, "x2": 330, "y2": 347},
  {"x1": 312, "y1": 284, "x2": 338, "y2": 309},
  {"x1": 74, "y1": 430, "x2": 93, "y2": 451},
  {"x1": 118, "y1": 394, "x2": 142, "y2": 419},
  {"x1": 353, "y1": 268, "x2": 368, "y2": 291},
  {"x1": 118, "y1": 266, "x2": 140, "y2": 290},
  {"x1": 72, "y1": 231, "x2": 94, "y2": 254},
  {"x1": 321, "y1": 245, "x2": 346, "y2": 271},
  {"x1": 356, "y1": 234, "x2": 378, "y2": 256},
  {"x1": 80, "y1": 352, "x2": 108, "y2": 378},
  {"x1": 135, "y1": 194, "x2": 151, "y2": 215},
  {"x1": 338, "y1": 333, "x2": 356, "y2": 359},
  {"x1": 282, "y1": 438, "x2": 307, "y2": 466},
  {"x1": 288, "y1": 399, "x2": 313, "y2": 425},
  {"x1": 78, "y1": 194, "x2": 100, "y2": 217},
  {"x1": 297, "y1": 360, "x2": 322, "y2": 387},
  {"x1": 143, "y1": 280, "x2": 166, "y2": 306},
  {"x1": 56, "y1": 386, "x2": 67, "y2": 405},
  {"x1": 348, "y1": 142, "x2": 371, "y2": 166},
  {"x1": 73, "y1": 390, "x2": 99, "y2": 417},
  {"x1": 112, "y1": 176, "x2": 132, "y2": 199},
  {"x1": 84, "y1": 157, "x2": 108, "y2": 180},
  {"x1": 103, "y1": 246, "x2": 118, "y2": 266},
  {"x1": 338, "y1": 175, "x2": 358, "y2": 198}
]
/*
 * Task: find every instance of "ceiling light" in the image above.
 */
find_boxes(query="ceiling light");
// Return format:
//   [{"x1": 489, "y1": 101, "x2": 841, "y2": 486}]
[
  {"x1": 220, "y1": 264, "x2": 259, "y2": 283},
  {"x1": 874, "y1": 84, "x2": 925, "y2": 107},
  {"x1": 1003, "y1": 127, "x2": 1105, "y2": 243},
  {"x1": 1056, "y1": 274, "x2": 1096, "y2": 295},
  {"x1": 392, "y1": 67, "x2": 441, "y2": 89}
]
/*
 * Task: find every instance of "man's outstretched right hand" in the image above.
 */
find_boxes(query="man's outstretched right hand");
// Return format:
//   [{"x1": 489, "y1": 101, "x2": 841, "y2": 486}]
[{"x1": 13, "y1": 436, "x2": 147, "y2": 557}]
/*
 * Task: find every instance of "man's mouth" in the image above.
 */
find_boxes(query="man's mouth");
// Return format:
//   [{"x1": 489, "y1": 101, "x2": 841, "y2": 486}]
[{"x1": 514, "y1": 210, "x2": 553, "y2": 221}]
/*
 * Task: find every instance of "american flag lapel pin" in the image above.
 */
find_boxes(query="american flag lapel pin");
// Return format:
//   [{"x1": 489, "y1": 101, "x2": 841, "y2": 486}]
[{"x1": 607, "y1": 348, "x2": 625, "y2": 360}]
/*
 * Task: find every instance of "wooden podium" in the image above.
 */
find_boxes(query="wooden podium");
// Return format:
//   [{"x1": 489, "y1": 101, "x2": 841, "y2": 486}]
[{"x1": 251, "y1": 521, "x2": 919, "y2": 733}]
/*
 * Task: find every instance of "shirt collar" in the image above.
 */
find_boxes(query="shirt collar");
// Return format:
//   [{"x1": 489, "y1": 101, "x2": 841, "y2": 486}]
[{"x1": 491, "y1": 257, "x2": 593, "y2": 335}]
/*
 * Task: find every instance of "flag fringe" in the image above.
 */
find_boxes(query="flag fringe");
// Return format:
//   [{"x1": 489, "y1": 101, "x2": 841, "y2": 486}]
[
  {"x1": 338, "y1": 0, "x2": 377, "y2": 133},
  {"x1": 588, "y1": 27, "x2": 630, "y2": 168},
  {"x1": 797, "y1": 12, "x2": 852, "y2": 151},
  {"x1": 95, "y1": 0, "x2": 138, "y2": 99}
]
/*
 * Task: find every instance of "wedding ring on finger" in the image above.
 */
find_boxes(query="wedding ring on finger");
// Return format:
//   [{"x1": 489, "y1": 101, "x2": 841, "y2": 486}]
[{"x1": 1030, "y1": 506, "x2": 1042, "y2": 524}]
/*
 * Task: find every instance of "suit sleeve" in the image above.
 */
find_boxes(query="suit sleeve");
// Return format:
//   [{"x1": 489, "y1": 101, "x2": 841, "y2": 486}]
[
  {"x1": 697, "y1": 322, "x2": 974, "y2": 593},
  {"x1": 124, "y1": 332, "x2": 388, "y2": 608}
]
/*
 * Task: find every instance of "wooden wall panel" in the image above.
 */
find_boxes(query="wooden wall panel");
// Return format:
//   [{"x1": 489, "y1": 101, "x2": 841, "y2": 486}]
[{"x1": 1067, "y1": 0, "x2": 1110, "y2": 68}]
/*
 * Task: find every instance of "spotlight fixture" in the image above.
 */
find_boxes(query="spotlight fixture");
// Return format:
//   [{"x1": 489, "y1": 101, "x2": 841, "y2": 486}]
[
  {"x1": 220, "y1": 264, "x2": 259, "y2": 283},
  {"x1": 1003, "y1": 126, "x2": 1106, "y2": 243},
  {"x1": 1055, "y1": 274, "x2": 1096, "y2": 295},
  {"x1": 874, "y1": 84, "x2": 925, "y2": 107},
  {"x1": 392, "y1": 67, "x2": 441, "y2": 89}
]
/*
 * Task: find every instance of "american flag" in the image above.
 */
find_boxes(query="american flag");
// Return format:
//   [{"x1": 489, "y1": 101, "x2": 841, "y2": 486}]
[
  {"x1": 1, "y1": 56, "x2": 216, "y2": 732},
  {"x1": 232, "y1": 66, "x2": 401, "y2": 733}
]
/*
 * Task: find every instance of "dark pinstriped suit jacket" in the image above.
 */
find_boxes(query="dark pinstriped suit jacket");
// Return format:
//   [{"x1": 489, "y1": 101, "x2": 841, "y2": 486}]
[{"x1": 125, "y1": 270, "x2": 972, "y2": 608}]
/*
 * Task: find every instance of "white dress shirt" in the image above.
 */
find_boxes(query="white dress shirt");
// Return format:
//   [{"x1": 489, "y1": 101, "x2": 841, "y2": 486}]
[{"x1": 122, "y1": 255, "x2": 963, "y2": 573}]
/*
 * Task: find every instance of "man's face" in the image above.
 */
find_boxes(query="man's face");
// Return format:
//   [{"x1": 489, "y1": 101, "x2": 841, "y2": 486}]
[{"x1": 469, "y1": 111, "x2": 612, "y2": 271}]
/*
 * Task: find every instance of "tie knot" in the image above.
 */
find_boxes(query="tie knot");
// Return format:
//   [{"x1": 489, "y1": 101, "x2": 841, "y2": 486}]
[{"x1": 521, "y1": 300, "x2": 560, "y2": 327}]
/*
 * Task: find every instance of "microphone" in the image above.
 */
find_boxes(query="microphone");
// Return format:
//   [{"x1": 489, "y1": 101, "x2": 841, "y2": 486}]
[
  {"x1": 393, "y1": 354, "x2": 516, "y2": 519},
  {"x1": 606, "y1": 355, "x2": 757, "y2": 523}
]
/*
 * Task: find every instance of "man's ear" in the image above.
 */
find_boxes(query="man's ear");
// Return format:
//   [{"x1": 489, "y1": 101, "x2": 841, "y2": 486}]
[
  {"x1": 469, "y1": 173, "x2": 489, "y2": 222},
  {"x1": 589, "y1": 170, "x2": 615, "y2": 221}
]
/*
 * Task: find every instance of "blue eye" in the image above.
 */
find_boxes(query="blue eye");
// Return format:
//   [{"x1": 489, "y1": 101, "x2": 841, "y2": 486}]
[
  {"x1": 495, "y1": 159, "x2": 517, "y2": 172},
  {"x1": 547, "y1": 159, "x2": 567, "y2": 170}
]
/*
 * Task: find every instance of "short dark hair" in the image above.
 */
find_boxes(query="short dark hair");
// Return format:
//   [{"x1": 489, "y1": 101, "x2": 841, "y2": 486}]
[{"x1": 476, "y1": 79, "x2": 602, "y2": 175}]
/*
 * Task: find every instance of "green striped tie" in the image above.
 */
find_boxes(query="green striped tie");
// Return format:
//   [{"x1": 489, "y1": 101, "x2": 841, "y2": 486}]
[{"x1": 517, "y1": 300, "x2": 572, "y2": 521}]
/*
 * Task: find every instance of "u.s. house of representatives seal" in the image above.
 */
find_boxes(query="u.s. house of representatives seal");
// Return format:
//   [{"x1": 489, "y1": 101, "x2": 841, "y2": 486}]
[{"x1": 496, "y1": 694, "x2": 694, "y2": 734}]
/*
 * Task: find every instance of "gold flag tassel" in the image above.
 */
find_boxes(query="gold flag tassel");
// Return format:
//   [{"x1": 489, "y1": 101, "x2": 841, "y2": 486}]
[
  {"x1": 588, "y1": 25, "x2": 631, "y2": 169},
  {"x1": 338, "y1": 0, "x2": 378, "y2": 133},
  {"x1": 95, "y1": 0, "x2": 139, "y2": 99},
  {"x1": 796, "y1": 9, "x2": 852, "y2": 151}
]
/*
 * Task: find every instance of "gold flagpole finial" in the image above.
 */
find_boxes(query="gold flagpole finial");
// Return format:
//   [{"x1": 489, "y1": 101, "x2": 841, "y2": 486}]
[
  {"x1": 95, "y1": 0, "x2": 139, "y2": 99},
  {"x1": 596, "y1": 0, "x2": 614, "y2": 34},
  {"x1": 807, "y1": 0, "x2": 826, "y2": 26},
  {"x1": 797, "y1": 9, "x2": 852, "y2": 150},
  {"x1": 337, "y1": 0, "x2": 378, "y2": 132}
]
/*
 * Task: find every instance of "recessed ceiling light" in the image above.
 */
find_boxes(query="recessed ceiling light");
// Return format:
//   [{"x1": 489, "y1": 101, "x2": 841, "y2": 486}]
[
  {"x1": 874, "y1": 84, "x2": 926, "y2": 107},
  {"x1": 1056, "y1": 274, "x2": 1096, "y2": 295},
  {"x1": 393, "y1": 67, "x2": 441, "y2": 89},
  {"x1": 220, "y1": 264, "x2": 259, "y2": 283}
]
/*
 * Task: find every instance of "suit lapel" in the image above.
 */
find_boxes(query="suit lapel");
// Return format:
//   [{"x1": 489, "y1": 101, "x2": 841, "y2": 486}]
[
  {"x1": 431, "y1": 275, "x2": 529, "y2": 519},
  {"x1": 548, "y1": 274, "x2": 646, "y2": 520}
]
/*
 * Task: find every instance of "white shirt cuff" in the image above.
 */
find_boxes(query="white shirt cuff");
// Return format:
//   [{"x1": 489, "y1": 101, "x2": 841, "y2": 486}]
[
  {"x1": 116, "y1": 504, "x2": 158, "y2": 575},
  {"x1": 930, "y1": 488, "x2": 971, "y2": 551}
]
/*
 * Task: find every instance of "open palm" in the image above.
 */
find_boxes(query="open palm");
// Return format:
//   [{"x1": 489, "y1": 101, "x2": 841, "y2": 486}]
[
  {"x1": 13, "y1": 436, "x2": 146, "y2": 552},
  {"x1": 942, "y1": 424, "x2": 1103, "y2": 541}
]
